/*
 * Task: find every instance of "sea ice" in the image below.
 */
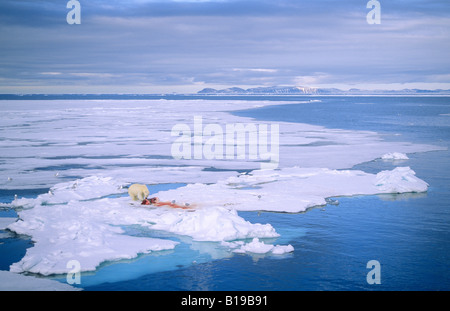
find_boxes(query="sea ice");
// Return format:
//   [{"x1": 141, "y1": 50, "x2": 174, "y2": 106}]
[
  {"x1": 153, "y1": 166, "x2": 429, "y2": 213},
  {"x1": 0, "y1": 99, "x2": 441, "y2": 190},
  {"x1": 228, "y1": 238, "x2": 294, "y2": 255},
  {"x1": 0, "y1": 270, "x2": 81, "y2": 291},
  {"x1": 0, "y1": 218, "x2": 17, "y2": 230},
  {"x1": 0, "y1": 99, "x2": 439, "y2": 280},
  {"x1": 375, "y1": 167, "x2": 428, "y2": 193},
  {"x1": 147, "y1": 205, "x2": 279, "y2": 242},
  {"x1": 271, "y1": 244, "x2": 295, "y2": 255},
  {"x1": 7, "y1": 176, "x2": 282, "y2": 275},
  {"x1": 381, "y1": 152, "x2": 409, "y2": 160},
  {"x1": 5, "y1": 164, "x2": 429, "y2": 276}
]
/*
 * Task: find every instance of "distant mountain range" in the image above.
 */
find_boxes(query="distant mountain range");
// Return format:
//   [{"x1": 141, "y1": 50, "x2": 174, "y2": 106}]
[
  {"x1": 1, "y1": 86, "x2": 450, "y2": 100},
  {"x1": 197, "y1": 86, "x2": 450, "y2": 95}
]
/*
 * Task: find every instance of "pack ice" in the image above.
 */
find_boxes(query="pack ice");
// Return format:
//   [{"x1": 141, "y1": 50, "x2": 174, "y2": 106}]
[
  {"x1": 6, "y1": 176, "x2": 282, "y2": 275},
  {"x1": 154, "y1": 166, "x2": 428, "y2": 213},
  {"x1": 0, "y1": 99, "x2": 436, "y2": 278},
  {"x1": 6, "y1": 165, "x2": 427, "y2": 276}
]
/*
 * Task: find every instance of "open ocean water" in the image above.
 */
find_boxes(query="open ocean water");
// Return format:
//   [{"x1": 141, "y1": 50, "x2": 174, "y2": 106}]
[
  {"x1": 1, "y1": 96, "x2": 449, "y2": 291},
  {"x1": 233, "y1": 96, "x2": 450, "y2": 290}
]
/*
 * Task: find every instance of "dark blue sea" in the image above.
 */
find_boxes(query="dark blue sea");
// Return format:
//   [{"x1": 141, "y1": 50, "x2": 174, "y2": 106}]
[{"x1": 1, "y1": 96, "x2": 449, "y2": 290}]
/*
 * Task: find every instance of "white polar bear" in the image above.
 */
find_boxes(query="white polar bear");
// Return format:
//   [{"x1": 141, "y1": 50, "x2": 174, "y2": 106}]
[{"x1": 128, "y1": 183, "x2": 150, "y2": 201}]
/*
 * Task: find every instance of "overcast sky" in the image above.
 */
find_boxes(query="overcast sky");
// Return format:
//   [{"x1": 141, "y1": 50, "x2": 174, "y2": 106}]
[{"x1": 0, "y1": 0, "x2": 449, "y2": 93}]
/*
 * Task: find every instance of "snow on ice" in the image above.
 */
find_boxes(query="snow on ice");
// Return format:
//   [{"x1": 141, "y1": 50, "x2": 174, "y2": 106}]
[
  {"x1": 381, "y1": 152, "x2": 409, "y2": 160},
  {"x1": 153, "y1": 166, "x2": 429, "y2": 213},
  {"x1": 6, "y1": 176, "x2": 282, "y2": 275},
  {"x1": 0, "y1": 99, "x2": 439, "y2": 280},
  {"x1": 0, "y1": 99, "x2": 440, "y2": 190},
  {"x1": 6, "y1": 165, "x2": 428, "y2": 276},
  {"x1": 0, "y1": 271, "x2": 80, "y2": 291}
]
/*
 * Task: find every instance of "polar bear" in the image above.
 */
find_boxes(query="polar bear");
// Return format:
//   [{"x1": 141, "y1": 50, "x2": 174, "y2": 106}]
[{"x1": 128, "y1": 183, "x2": 150, "y2": 201}]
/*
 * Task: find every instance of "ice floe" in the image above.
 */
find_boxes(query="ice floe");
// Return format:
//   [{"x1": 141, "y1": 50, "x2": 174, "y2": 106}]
[
  {"x1": 5, "y1": 164, "x2": 429, "y2": 276},
  {"x1": 6, "y1": 176, "x2": 282, "y2": 275},
  {"x1": 0, "y1": 217, "x2": 16, "y2": 230},
  {"x1": 381, "y1": 152, "x2": 409, "y2": 160},
  {"x1": 375, "y1": 167, "x2": 428, "y2": 193},
  {"x1": 0, "y1": 270, "x2": 81, "y2": 291},
  {"x1": 0, "y1": 99, "x2": 441, "y2": 190},
  {"x1": 223, "y1": 238, "x2": 294, "y2": 255},
  {"x1": 0, "y1": 99, "x2": 440, "y2": 281},
  {"x1": 153, "y1": 166, "x2": 429, "y2": 213}
]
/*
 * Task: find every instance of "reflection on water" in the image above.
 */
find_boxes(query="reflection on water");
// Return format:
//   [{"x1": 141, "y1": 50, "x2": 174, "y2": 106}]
[{"x1": 377, "y1": 192, "x2": 428, "y2": 202}]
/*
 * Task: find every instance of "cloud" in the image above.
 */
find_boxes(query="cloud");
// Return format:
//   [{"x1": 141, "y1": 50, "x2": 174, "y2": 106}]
[
  {"x1": 40, "y1": 72, "x2": 63, "y2": 76},
  {"x1": 0, "y1": 0, "x2": 449, "y2": 93},
  {"x1": 293, "y1": 74, "x2": 332, "y2": 86},
  {"x1": 233, "y1": 68, "x2": 278, "y2": 73}
]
